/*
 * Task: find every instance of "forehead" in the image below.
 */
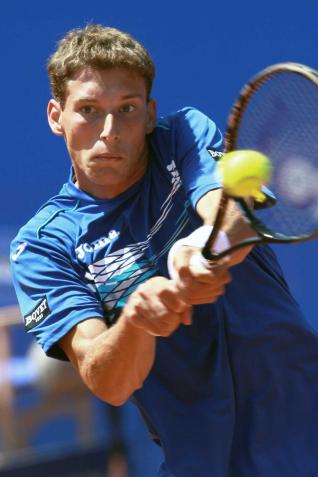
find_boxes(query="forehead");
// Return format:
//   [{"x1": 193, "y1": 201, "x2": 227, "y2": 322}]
[{"x1": 64, "y1": 67, "x2": 147, "y2": 101}]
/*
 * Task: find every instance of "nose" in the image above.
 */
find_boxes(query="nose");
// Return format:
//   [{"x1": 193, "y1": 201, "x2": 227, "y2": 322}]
[{"x1": 100, "y1": 113, "x2": 120, "y2": 143}]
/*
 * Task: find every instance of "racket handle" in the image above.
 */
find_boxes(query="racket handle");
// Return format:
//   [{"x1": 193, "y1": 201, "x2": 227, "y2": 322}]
[
  {"x1": 190, "y1": 231, "x2": 230, "y2": 271},
  {"x1": 167, "y1": 226, "x2": 230, "y2": 278},
  {"x1": 189, "y1": 252, "x2": 212, "y2": 271}
]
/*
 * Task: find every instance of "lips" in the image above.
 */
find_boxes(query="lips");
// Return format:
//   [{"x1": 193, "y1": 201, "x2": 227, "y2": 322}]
[{"x1": 94, "y1": 153, "x2": 123, "y2": 161}]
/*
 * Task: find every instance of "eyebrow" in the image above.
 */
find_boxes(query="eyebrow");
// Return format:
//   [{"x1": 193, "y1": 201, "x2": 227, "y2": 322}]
[
  {"x1": 120, "y1": 93, "x2": 144, "y2": 100},
  {"x1": 75, "y1": 93, "x2": 144, "y2": 103}
]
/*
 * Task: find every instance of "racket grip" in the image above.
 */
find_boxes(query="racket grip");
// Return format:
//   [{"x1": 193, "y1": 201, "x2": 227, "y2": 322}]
[
  {"x1": 167, "y1": 226, "x2": 230, "y2": 278},
  {"x1": 189, "y1": 253, "x2": 212, "y2": 271},
  {"x1": 190, "y1": 231, "x2": 230, "y2": 271}
]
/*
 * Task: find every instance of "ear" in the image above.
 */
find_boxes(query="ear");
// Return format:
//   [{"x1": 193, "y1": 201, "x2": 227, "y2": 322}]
[
  {"x1": 146, "y1": 98, "x2": 157, "y2": 134},
  {"x1": 47, "y1": 99, "x2": 64, "y2": 136}
]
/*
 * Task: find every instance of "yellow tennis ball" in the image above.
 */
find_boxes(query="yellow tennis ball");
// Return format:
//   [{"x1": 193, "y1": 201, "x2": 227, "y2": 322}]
[{"x1": 217, "y1": 150, "x2": 272, "y2": 198}]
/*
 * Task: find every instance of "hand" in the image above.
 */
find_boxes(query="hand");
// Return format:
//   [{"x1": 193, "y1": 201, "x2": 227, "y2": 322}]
[
  {"x1": 123, "y1": 276, "x2": 192, "y2": 337},
  {"x1": 172, "y1": 246, "x2": 232, "y2": 305}
]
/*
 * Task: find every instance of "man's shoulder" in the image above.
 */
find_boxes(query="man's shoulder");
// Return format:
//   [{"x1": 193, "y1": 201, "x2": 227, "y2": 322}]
[
  {"x1": 155, "y1": 107, "x2": 210, "y2": 131},
  {"x1": 152, "y1": 107, "x2": 218, "y2": 148},
  {"x1": 150, "y1": 107, "x2": 219, "y2": 165},
  {"x1": 11, "y1": 186, "x2": 79, "y2": 249}
]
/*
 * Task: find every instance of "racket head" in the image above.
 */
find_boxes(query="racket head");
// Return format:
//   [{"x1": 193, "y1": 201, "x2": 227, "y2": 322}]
[{"x1": 225, "y1": 62, "x2": 318, "y2": 244}]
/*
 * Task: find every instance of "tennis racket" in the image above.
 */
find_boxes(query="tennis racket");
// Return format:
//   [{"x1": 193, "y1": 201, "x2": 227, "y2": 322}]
[{"x1": 202, "y1": 62, "x2": 318, "y2": 261}]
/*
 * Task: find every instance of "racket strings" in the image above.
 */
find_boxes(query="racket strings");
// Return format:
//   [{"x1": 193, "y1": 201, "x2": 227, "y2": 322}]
[{"x1": 234, "y1": 72, "x2": 318, "y2": 237}]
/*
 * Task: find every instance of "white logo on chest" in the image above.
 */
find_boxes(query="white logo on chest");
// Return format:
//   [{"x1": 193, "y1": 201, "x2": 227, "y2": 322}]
[{"x1": 76, "y1": 230, "x2": 119, "y2": 260}]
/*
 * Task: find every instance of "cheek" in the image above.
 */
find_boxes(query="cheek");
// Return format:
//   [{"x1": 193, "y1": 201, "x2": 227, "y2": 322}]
[
  {"x1": 66, "y1": 124, "x2": 97, "y2": 151},
  {"x1": 126, "y1": 123, "x2": 148, "y2": 152}
]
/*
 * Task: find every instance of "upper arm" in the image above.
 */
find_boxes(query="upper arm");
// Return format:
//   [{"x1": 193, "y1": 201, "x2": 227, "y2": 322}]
[
  {"x1": 196, "y1": 189, "x2": 250, "y2": 234},
  {"x1": 173, "y1": 108, "x2": 224, "y2": 208}
]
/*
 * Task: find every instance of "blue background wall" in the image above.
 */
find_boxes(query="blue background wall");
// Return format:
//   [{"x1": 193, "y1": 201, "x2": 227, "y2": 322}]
[
  {"x1": 1, "y1": 0, "x2": 317, "y2": 319},
  {"x1": 0, "y1": 1, "x2": 317, "y2": 474}
]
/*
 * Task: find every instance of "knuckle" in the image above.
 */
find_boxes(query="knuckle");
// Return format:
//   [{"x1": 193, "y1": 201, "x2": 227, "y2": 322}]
[
  {"x1": 160, "y1": 328, "x2": 173, "y2": 337},
  {"x1": 179, "y1": 266, "x2": 193, "y2": 281},
  {"x1": 136, "y1": 282, "x2": 150, "y2": 296},
  {"x1": 159, "y1": 314, "x2": 180, "y2": 336},
  {"x1": 158, "y1": 287, "x2": 173, "y2": 301}
]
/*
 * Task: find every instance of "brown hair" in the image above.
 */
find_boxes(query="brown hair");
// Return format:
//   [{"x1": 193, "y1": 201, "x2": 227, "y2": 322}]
[{"x1": 47, "y1": 24, "x2": 155, "y2": 106}]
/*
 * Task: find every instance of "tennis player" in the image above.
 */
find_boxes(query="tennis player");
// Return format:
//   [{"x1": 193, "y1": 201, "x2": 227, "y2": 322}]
[{"x1": 10, "y1": 25, "x2": 318, "y2": 476}]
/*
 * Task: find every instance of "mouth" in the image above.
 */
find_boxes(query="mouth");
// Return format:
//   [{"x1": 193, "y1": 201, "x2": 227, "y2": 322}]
[{"x1": 93, "y1": 153, "x2": 124, "y2": 162}]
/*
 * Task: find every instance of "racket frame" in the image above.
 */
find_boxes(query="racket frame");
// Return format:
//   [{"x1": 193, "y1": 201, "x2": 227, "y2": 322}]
[{"x1": 203, "y1": 62, "x2": 318, "y2": 261}]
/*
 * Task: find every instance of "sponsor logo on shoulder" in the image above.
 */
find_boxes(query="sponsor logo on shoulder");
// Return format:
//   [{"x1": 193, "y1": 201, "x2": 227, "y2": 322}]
[
  {"x1": 11, "y1": 242, "x2": 28, "y2": 262},
  {"x1": 207, "y1": 148, "x2": 224, "y2": 160},
  {"x1": 24, "y1": 297, "x2": 50, "y2": 331}
]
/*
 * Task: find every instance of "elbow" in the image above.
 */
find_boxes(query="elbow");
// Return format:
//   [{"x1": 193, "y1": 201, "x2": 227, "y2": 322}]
[
  {"x1": 96, "y1": 387, "x2": 133, "y2": 407},
  {"x1": 80, "y1": 354, "x2": 145, "y2": 407},
  {"x1": 104, "y1": 391, "x2": 133, "y2": 407},
  {"x1": 98, "y1": 375, "x2": 145, "y2": 406},
  {"x1": 90, "y1": 380, "x2": 143, "y2": 407}
]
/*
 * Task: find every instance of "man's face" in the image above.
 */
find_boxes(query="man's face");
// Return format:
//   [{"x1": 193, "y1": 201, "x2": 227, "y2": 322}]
[{"x1": 48, "y1": 67, "x2": 156, "y2": 199}]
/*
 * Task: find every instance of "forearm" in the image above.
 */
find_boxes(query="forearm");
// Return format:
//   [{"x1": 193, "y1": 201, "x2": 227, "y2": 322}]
[
  {"x1": 196, "y1": 189, "x2": 250, "y2": 235},
  {"x1": 89, "y1": 319, "x2": 155, "y2": 405},
  {"x1": 61, "y1": 277, "x2": 189, "y2": 405},
  {"x1": 62, "y1": 316, "x2": 156, "y2": 406}
]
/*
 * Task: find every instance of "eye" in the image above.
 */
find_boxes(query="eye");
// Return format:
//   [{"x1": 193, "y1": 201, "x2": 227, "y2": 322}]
[
  {"x1": 119, "y1": 104, "x2": 136, "y2": 113},
  {"x1": 80, "y1": 105, "x2": 97, "y2": 114}
]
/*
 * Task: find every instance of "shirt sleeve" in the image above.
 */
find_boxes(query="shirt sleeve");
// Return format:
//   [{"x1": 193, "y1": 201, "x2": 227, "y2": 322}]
[
  {"x1": 172, "y1": 107, "x2": 275, "y2": 209},
  {"x1": 173, "y1": 107, "x2": 224, "y2": 209},
  {"x1": 10, "y1": 230, "x2": 105, "y2": 360}
]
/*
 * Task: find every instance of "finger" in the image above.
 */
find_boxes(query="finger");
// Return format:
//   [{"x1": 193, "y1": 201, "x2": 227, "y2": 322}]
[
  {"x1": 189, "y1": 253, "x2": 230, "y2": 276},
  {"x1": 162, "y1": 282, "x2": 192, "y2": 313},
  {"x1": 178, "y1": 268, "x2": 232, "y2": 290},
  {"x1": 184, "y1": 285, "x2": 226, "y2": 304},
  {"x1": 138, "y1": 279, "x2": 189, "y2": 313},
  {"x1": 127, "y1": 305, "x2": 171, "y2": 336},
  {"x1": 128, "y1": 290, "x2": 189, "y2": 336},
  {"x1": 198, "y1": 269, "x2": 232, "y2": 286},
  {"x1": 187, "y1": 289, "x2": 225, "y2": 304},
  {"x1": 140, "y1": 311, "x2": 185, "y2": 337}
]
